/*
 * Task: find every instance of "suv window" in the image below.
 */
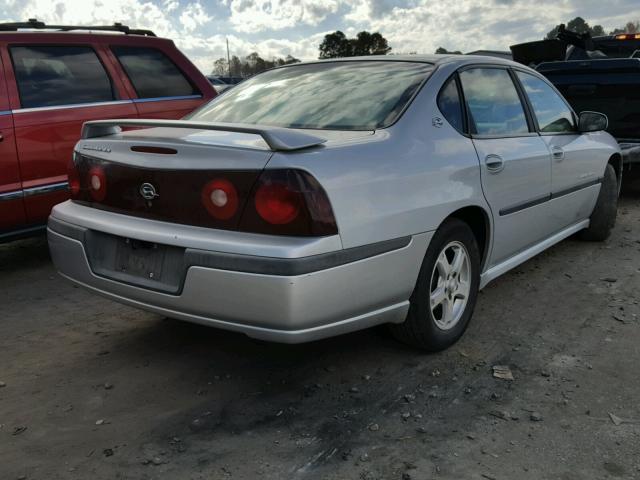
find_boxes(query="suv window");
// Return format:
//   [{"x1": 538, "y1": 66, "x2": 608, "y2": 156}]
[
  {"x1": 437, "y1": 77, "x2": 464, "y2": 133},
  {"x1": 459, "y1": 68, "x2": 529, "y2": 136},
  {"x1": 516, "y1": 71, "x2": 576, "y2": 133},
  {"x1": 112, "y1": 46, "x2": 198, "y2": 99},
  {"x1": 10, "y1": 46, "x2": 114, "y2": 109}
]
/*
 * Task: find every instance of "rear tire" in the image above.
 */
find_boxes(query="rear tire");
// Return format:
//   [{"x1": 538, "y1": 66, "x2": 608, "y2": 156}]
[
  {"x1": 390, "y1": 218, "x2": 480, "y2": 351},
  {"x1": 579, "y1": 164, "x2": 618, "y2": 242}
]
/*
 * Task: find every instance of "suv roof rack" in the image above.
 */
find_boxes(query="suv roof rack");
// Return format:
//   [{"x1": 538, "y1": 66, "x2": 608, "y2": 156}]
[{"x1": 0, "y1": 18, "x2": 156, "y2": 36}]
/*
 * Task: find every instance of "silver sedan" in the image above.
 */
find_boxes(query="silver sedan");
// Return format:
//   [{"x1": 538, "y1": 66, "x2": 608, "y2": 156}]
[{"x1": 48, "y1": 55, "x2": 621, "y2": 350}]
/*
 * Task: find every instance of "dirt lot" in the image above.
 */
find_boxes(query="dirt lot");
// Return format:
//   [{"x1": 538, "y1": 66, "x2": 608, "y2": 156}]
[{"x1": 2, "y1": 187, "x2": 640, "y2": 480}]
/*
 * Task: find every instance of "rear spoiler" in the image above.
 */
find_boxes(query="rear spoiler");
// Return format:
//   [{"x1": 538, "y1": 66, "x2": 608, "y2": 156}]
[{"x1": 81, "y1": 119, "x2": 327, "y2": 152}]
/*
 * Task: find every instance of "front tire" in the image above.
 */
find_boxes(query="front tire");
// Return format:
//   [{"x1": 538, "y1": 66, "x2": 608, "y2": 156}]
[
  {"x1": 579, "y1": 164, "x2": 618, "y2": 242},
  {"x1": 390, "y1": 218, "x2": 481, "y2": 351}
]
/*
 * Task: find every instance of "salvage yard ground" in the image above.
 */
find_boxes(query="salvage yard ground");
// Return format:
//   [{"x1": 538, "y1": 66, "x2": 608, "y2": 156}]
[{"x1": 2, "y1": 183, "x2": 640, "y2": 480}]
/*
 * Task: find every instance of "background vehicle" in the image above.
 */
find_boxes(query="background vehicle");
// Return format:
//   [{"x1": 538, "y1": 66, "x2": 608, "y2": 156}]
[
  {"x1": 207, "y1": 76, "x2": 233, "y2": 94},
  {"x1": 206, "y1": 75, "x2": 244, "y2": 94},
  {"x1": 215, "y1": 76, "x2": 244, "y2": 85},
  {"x1": 511, "y1": 26, "x2": 640, "y2": 168},
  {"x1": 0, "y1": 19, "x2": 216, "y2": 242},
  {"x1": 48, "y1": 56, "x2": 620, "y2": 351}
]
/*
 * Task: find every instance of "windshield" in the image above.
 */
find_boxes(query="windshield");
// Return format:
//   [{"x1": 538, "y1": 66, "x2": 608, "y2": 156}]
[{"x1": 187, "y1": 61, "x2": 434, "y2": 130}]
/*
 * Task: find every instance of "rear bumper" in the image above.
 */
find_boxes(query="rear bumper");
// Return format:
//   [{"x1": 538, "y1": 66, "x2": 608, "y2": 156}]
[{"x1": 47, "y1": 203, "x2": 430, "y2": 343}]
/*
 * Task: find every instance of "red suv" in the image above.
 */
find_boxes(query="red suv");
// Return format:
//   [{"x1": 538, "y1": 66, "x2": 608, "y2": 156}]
[{"x1": 0, "y1": 20, "x2": 215, "y2": 241}]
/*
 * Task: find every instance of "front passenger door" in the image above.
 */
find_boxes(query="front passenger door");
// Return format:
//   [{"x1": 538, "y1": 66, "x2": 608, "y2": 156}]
[
  {"x1": 515, "y1": 71, "x2": 603, "y2": 231},
  {"x1": 459, "y1": 67, "x2": 553, "y2": 267}
]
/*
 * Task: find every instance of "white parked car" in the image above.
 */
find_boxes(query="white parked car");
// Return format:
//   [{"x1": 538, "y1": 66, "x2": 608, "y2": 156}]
[{"x1": 48, "y1": 55, "x2": 621, "y2": 350}]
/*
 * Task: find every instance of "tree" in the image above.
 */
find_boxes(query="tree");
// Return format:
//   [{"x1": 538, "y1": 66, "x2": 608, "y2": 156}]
[
  {"x1": 210, "y1": 53, "x2": 300, "y2": 78},
  {"x1": 545, "y1": 16, "x2": 605, "y2": 39},
  {"x1": 212, "y1": 58, "x2": 227, "y2": 76},
  {"x1": 611, "y1": 21, "x2": 639, "y2": 35},
  {"x1": 319, "y1": 30, "x2": 391, "y2": 59},
  {"x1": 435, "y1": 47, "x2": 462, "y2": 54},
  {"x1": 319, "y1": 31, "x2": 352, "y2": 59},
  {"x1": 351, "y1": 31, "x2": 392, "y2": 56},
  {"x1": 545, "y1": 17, "x2": 640, "y2": 40}
]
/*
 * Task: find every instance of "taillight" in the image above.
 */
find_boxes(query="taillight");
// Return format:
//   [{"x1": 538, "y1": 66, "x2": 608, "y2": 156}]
[
  {"x1": 201, "y1": 178, "x2": 239, "y2": 220},
  {"x1": 239, "y1": 169, "x2": 338, "y2": 236},
  {"x1": 88, "y1": 166, "x2": 107, "y2": 201},
  {"x1": 70, "y1": 153, "x2": 337, "y2": 237},
  {"x1": 615, "y1": 33, "x2": 640, "y2": 40},
  {"x1": 254, "y1": 183, "x2": 302, "y2": 224}
]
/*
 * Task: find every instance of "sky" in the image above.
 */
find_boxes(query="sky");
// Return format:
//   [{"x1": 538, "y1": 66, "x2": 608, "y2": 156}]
[{"x1": 0, "y1": 0, "x2": 637, "y2": 73}]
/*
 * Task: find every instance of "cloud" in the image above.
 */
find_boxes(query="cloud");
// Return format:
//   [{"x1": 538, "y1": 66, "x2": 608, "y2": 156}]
[
  {"x1": 345, "y1": 0, "x2": 572, "y2": 54},
  {"x1": 179, "y1": 2, "x2": 212, "y2": 32},
  {"x1": 0, "y1": 0, "x2": 637, "y2": 74},
  {"x1": 227, "y1": 0, "x2": 341, "y2": 32}
]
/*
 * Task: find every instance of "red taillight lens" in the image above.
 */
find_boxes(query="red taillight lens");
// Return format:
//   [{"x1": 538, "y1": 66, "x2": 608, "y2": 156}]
[
  {"x1": 88, "y1": 166, "x2": 107, "y2": 201},
  {"x1": 254, "y1": 183, "x2": 302, "y2": 225},
  {"x1": 201, "y1": 178, "x2": 239, "y2": 220},
  {"x1": 240, "y1": 169, "x2": 338, "y2": 236}
]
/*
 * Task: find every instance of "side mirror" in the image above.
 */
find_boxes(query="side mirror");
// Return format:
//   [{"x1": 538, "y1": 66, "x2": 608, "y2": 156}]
[{"x1": 578, "y1": 111, "x2": 608, "y2": 133}]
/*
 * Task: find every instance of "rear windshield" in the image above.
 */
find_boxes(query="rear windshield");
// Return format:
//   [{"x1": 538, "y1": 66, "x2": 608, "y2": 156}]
[
  {"x1": 568, "y1": 40, "x2": 640, "y2": 59},
  {"x1": 187, "y1": 61, "x2": 434, "y2": 130}
]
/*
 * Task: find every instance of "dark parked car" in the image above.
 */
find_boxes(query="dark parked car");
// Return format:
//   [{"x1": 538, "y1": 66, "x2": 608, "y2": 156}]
[{"x1": 511, "y1": 26, "x2": 640, "y2": 168}]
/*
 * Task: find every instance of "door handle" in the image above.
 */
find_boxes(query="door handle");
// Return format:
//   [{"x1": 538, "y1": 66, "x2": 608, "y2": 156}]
[
  {"x1": 0, "y1": 133, "x2": 3, "y2": 142},
  {"x1": 485, "y1": 154, "x2": 504, "y2": 173},
  {"x1": 551, "y1": 146, "x2": 565, "y2": 161}
]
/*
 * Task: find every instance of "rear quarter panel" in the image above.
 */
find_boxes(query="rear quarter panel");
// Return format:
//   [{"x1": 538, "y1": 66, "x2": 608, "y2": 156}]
[{"x1": 266, "y1": 64, "x2": 490, "y2": 250}]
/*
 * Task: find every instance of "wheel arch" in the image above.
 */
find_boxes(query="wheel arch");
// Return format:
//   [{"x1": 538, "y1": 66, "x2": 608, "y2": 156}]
[
  {"x1": 608, "y1": 153, "x2": 623, "y2": 194},
  {"x1": 444, "y1": 205, "x2": 491, "y2": 271}
]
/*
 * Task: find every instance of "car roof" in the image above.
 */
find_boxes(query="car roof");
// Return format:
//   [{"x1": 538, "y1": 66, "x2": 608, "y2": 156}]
[{"x1": 288, "y1": 54, "x2": 523, "y2": 69}]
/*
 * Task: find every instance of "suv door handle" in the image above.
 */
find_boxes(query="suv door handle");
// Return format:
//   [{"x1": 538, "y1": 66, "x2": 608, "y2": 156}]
[
  {"x1": 485, "y1": 154, "x2": 504, "y2": 173},
  {"x1": 551, "y1": 146, "x2": 565, "y2": 161}
]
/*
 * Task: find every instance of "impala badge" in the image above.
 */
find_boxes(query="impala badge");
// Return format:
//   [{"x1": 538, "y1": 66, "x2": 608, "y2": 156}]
[
  {"x1": 139, "y1": 183, "x2": 159, "y2": 200},
  {"x1": 432, "y1": 117, "x2": 443, "y2": 128}
]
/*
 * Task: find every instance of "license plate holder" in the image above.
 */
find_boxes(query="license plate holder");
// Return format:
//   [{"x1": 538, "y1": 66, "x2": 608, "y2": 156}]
[{"x1": 115, "y1": 238, "x2": 166, "y2": 281}]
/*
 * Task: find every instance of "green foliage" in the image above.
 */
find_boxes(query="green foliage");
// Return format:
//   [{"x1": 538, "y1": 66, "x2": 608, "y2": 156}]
[
  {"x1": 319, "y1": 30, "x2": 391, "y2": 59},
  {"x1": 435, "y1": 47, "x2": 462, "y2": 55},
  {"x1": 211, "y1": 53, "x2": 300, "y2": 77}
]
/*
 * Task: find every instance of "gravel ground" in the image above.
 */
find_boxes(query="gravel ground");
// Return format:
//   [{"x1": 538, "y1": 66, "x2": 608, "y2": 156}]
[{"x1": 1, "y1": 184, "x2": 640, "y2": 480}]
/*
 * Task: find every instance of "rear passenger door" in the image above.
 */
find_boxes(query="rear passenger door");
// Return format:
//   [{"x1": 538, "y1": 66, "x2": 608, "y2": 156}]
[
  {"x1": 109, "y1": 46, "x2": 205, "y2": 119},
  {"x1": 459, "y1": 66, "x2": 553, "y2": 267},
  {"x1": 0, "y1": 51, "x2": 26, "y2": 235},
  {"x1": 5, "y1": 43, "x2": 138, "y2": 225}
]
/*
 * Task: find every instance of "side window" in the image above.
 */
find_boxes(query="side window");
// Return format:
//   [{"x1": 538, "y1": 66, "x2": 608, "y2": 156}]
[
  {"x1": 10, "y1": 46, "x2": 114, "y2": 109},
  {"x1": 459, "y1": 68, "x2": 529, "y2": 136},
  {"x1": 111, "y1": 47, "x2": 198, "y2": 99},
  {"x1": 437, "y1": 77, "x2": 464, "y2": 133},
  {"x1": 516, "y1": 71, "x2": 576, "y2": 133}
]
